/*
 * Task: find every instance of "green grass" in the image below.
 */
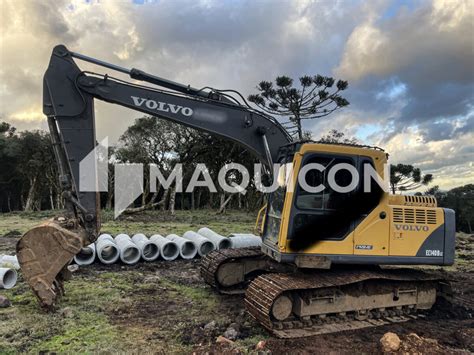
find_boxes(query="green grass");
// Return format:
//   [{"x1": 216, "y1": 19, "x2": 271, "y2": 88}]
[
  {"x1": 0, "y1": 208, "x2": 256, "y2": 237},
  {"x1": 0, "y1": 209, "x2": 257, "y2": 353},
  {"x1": 159, "y1": 277, "x2": 218, "y2": 311},
  {"x1": 0, "y1": 268, "x2": 202, "y2": 353},
  {"x1": 99, "y1": 209, "x2": 256, "y2": 236},
  {"x1": 1, "y1": 277, "x2": 122, "y2": 353}
]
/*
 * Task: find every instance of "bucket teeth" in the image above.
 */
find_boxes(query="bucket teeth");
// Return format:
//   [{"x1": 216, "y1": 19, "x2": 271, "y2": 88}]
[{"x1": 16, "y1": 218, "x2": 86, "y2": 310}]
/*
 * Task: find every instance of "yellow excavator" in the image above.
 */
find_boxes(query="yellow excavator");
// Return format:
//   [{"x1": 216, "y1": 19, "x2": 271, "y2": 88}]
[{"x1": 17, "y1": 45, "x2": 455, "y2": 338}]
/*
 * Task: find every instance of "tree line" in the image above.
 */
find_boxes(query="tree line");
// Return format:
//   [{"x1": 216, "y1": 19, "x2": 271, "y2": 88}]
[
  {"x1": 114, "y1": 116, "x2": 262, "y2": 214},
  {"x1": 0, "y1": 120, "x2": 472, "y2": 232},
  {"x1": 0, "y1": 119, "x2": 263, "y2": 214},
  {"x1": 1, "y1": 72, "x2": 472, "y2": 232},
  {"x1": 424, "y1": 185, "x2": 474, "y2": 234},
  {"x1": 0, "y1": 122, "x2": 59, "y2": 212}
]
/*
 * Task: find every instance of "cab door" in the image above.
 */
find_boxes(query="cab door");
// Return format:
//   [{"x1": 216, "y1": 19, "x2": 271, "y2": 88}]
[
  {"x1": 353, "y1": 157, "x2": 389, "y2": 256},
  {"x1": 286, "y1": 153, "x2": 357, "y2": 255}
]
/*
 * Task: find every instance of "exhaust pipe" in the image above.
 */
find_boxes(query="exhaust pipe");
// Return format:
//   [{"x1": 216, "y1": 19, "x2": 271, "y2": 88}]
[
  {"x1": 0, "y1": 268, "x2": 17, "y2": 289},
  {"x1": 182, "y1": 231, "x2": 216, "y2": 256},
  {"x1": 197, "y1": 227, "x2": 232, "y2": 250},
  {"x1": 74, "y1": 243, "x2": 96, "y2": 265},
  {"x1": 228, "y1": 233, "x2": 262, "y2": 248},
  {"x1": 149, "y1": 234, "x2": 180, "y2": 261},
  {"x1": 132, "y1": 234, "x2": 160, "y2": 261},
  {"x1": 96, "y1": 234, "x2": 120, "y2": 264},
  {"x1": 166, "y1": 234, "x2": 197, "y2": 259},
  {"x1": 115, "y1": 234, "x2": 141, "y2": 265}
]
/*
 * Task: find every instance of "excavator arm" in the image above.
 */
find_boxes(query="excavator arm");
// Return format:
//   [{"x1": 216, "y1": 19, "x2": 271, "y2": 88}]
[{"x1": 17, "y1": 44, "x2": 291, "y2": 309}]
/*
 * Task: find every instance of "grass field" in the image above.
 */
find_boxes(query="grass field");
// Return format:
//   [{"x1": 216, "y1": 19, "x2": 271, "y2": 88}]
[
  {"x1": 0, "y1": 210, "x2": 472, "y2": 353},
  {"x1": 0, "y1": 209, "x2": 262, "y2": 353}
]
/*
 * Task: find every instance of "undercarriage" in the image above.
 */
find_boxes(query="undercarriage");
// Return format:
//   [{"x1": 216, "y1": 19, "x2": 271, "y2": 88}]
[
  {"x1": 200, "y1": 247, "x2": 295, "y2": 294},
  {"x1": 201, "y1": 248, "x2": 446, "y2": 337}
]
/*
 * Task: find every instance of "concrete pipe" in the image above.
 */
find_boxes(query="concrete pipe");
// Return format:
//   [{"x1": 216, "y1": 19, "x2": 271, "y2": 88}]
[
  {"x1": 228, "y1": 233, "x2": 262, "y2": 248},
  {"x1": 149, "y1": 234, "x2": 180, "y2": 261},
  {"x1": 96, "y1": 234, "x2": 120, "y2": 264},
  {"x1": 0, "y1": 255, "x2": 20, "y2": 269},
  {"x1": 74, "y1": 243, "x2": 96, "y2": 266},
  {"x1": 182, "y1": 231, "x2": 216, "y2": 257},
  {"x1": 197, "y1": 227, "x2": 232, "y2": 250},
  {"x1": 166, "y1": 234, "x2": 197, "y2": 259},
  {"x1": 115, "y1": 234, "x2": 141, "y2": 265},
  {"x1": 132, "y1": 234, "x2": 160, "y2": 261},
  {"x1": 0, "y1": 268, "x2": 17, "y2": 289}
]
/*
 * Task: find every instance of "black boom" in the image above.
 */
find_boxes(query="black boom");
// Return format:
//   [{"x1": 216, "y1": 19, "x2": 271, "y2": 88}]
[{"x1": 43, "y1": 44, "x2": 291, "y2": 240}]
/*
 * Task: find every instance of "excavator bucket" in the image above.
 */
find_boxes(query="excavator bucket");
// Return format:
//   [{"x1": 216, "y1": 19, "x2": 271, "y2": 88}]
[{"x1": 16, "y1": 217, "x2": 87, "y2": 310}]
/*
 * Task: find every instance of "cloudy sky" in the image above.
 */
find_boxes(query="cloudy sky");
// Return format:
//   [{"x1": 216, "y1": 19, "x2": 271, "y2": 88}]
[{"x1": 1, "y1": 0, "x2": 473, "y2": 190}]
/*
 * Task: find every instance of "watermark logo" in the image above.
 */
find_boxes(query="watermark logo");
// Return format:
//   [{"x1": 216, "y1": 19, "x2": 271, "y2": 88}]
[{"x1": 79, "y1": 138, "x2": 390, "y2": 218}]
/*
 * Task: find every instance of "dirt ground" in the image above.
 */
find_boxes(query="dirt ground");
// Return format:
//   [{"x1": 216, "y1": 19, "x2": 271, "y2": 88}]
[{"x1": 0, "y1": 210, "x2": 472, "y2": 354}]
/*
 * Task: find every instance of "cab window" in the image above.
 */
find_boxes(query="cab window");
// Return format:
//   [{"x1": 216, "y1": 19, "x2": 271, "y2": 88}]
[
  {"x1": 288, "y1": 153, "x2": 383, "y2": 249},
  {"x1": 296, "y1": 155, "x2": 354, "y2": 211},
  {"x1": 288, "y1": 153, "x2": 357, "y2": 248}
]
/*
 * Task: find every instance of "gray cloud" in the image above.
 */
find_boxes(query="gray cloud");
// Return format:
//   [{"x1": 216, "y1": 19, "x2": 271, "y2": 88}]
[
  {"x1": 1, "y1": 0, "x2": 362, "y2": 141},
  {"x1": 335, "y1": 0, "x2": 474, "y2": 132},
  {"x1": 453, "y1": 111, "x2": 474, "y2": 136},
  {"x1": 0, "y1": 0, "x2": 472, "y2": 190},
  {"x1": 418, "y1": 120, "x2": 455, "y2": 141}
]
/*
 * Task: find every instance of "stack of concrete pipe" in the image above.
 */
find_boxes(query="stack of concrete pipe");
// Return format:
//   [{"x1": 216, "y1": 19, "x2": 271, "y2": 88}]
[
  {"x1": 69, "y1": 227, "x2": 262, "y2": 266},
  {"x1": 0, "y1": 255, "x2": 20, "y2": 269},
  {"x1": 228, "y1": 233, "x2": 262, "y2": 248},
  {"x1": 182, "y1": 231, "x2": 216, "y2": 256},
  {"x1": 197, "y1": 229, "x2": 261, "y2": 249},
  {"x1": 0, "y1": 230, "x2": 261, "y2": 288},
  {"x1": 0, "y1": 267, "x2": 17, "y2": 289},
  {"x1": 132, "y1": 233, "x2": 160, "y2": 261},
  {"x1": 115, "y1": 234, "x2": 142, "y2": 265},
  {"x1": 166, "y1": 234, "x2": 197, "y2": 259},
  {"x1": 74, "y1": 243, "x2": 97, "y2": 266},
  {"x1": 96, "y1": 234, "x2": 120, "y2": 264},
  {"x1": 197, "y1": 228, "x2": 232, "y2": 249},
  {"x1": 0, "y1": 255, "x2": 19, "y2": 289},
  {"x1": 150, "y1": 234, "x2": 180, "y2": 261}
]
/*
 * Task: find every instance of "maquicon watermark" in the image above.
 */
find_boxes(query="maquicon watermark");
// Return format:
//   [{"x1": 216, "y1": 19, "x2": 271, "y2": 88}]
[{"x1": 79, "y1": 138, "x2": 390, "y2": 218}]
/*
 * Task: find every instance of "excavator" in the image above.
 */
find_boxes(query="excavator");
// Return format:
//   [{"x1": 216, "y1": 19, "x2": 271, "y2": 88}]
[{"x1": 17, "y1": 45, "x2": 455, "y2": 338}]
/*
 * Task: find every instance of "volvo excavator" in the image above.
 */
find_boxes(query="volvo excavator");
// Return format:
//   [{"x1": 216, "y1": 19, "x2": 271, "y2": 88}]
[{"x1": 17, "y1": 45, "x2": 455, "y2": 338}]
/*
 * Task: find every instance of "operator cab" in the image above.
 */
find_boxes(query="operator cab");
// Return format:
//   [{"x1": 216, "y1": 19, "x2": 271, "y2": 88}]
[{"x1": 261, "y1": 142, "x2": 386, "y2": 258}]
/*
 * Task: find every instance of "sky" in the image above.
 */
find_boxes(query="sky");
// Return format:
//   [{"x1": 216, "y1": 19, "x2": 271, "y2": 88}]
[{"x1": 0, "y1": 0, "x2": 473, "y2": 190}]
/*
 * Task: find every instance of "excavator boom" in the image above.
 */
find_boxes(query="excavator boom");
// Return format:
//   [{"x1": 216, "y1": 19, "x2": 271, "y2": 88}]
[{"x1": 17, "y1": 45, "x2": 291, "y2": 309}]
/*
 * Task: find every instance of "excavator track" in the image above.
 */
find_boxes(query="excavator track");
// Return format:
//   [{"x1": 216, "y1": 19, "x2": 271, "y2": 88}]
[
  {"x1": 245, "y1": 269, "x2": 442, "y2": 338},
  {"x1": 200, "y1": 247, "x2": 265, "y2": 294}
]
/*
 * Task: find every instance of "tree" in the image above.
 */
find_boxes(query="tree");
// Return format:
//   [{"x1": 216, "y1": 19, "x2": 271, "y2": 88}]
[
  {"x1": 116, "y1": 117, "x2": 190, "y2": 214},
  {"x1": 187, "y1": 133, "x2": 257, "y2": 213},
  {"x1": 17, "y1": 130, "x2": 57, "y2": 211},
  {"x1": 0, "y1": 122, "x2": 59, "y2": 212},
  {"x1": 425, "y1": 185, "x2": 444, "y2": 200},
  {"x1": 318, "y1": 129, "x2": 358, "y2": 144},
  {"x1": 248, "y1": 75, "x2": 349, "y2": 140},
  {"x1": 116, "y1": 116, "x2": 261, "y2": 214},
  {"x1": 0, "y1": 122, "x2": 21, "y2": 211},
  {"x1": 390, "y1": 163, "x2": 433, "y2": 194},
  {"x1": 433, "y1": 184, "x2": 474, "y2": 233}
]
